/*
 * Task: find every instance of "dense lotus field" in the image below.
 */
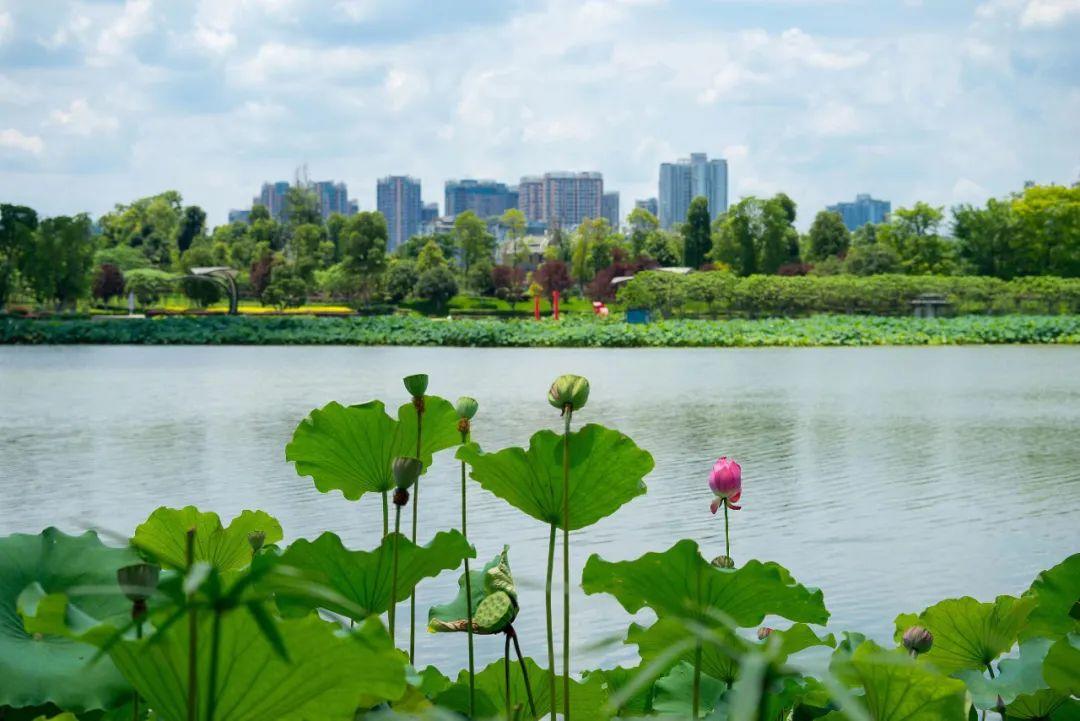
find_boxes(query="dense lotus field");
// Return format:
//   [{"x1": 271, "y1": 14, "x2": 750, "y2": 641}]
[
  {"x1": 3, "y1": 313, "x2": 1080, "y2": 346},
  {"x1": 1, "y1": 374, "x2": 1077, "y2": 721}
]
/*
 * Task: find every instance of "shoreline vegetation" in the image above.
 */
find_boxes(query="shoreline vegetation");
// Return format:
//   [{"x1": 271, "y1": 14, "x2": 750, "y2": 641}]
[{"x1": 4, "y1": 313, "x2": 1078, "y2": 347}]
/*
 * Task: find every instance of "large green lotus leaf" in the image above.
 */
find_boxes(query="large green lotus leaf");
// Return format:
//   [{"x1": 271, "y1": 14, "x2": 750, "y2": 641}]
[
  {"x1": 893, "y1": 595, "x2": 1036, "y2": 675},
  {"x1": 581, "y1": 539, "x2": 829, "y2": 628},
  {"x1": 434, "y1": 656, "x2": 609, "y2": 720},
  {"x1": 286, "y1": 398, "x2": 460, "y2": 501},
  {"x1": 829, "y1": 631, "x2": 870, "y2": 687},
  {"x1": 650, "y1": 660, "x2": 728, "y2": 718},
  {"x1": 275, "y1": 530, "x2": 473, "y2": 620},
  {"x1": 0, "y1": 528, "x2": 138, "y2": 711},
  {"x1": 626, "y1": 618, "x2": 746, "y2": 684},
  {"x1": 582, "y1": 665, "x2": 655, "y2": 717},
  {"x1": 1005, "y1": 691, "x2": 1078, "y2": 721},
  {"x1": 109, "y1": 611, "x2": 405, "y2": 721},
  {"x1": 1043, "y1": 633, "x2": 1079, "y2": 696},
  {"x1": 428, "y1": 545, "x2": 514, "y2": 633},
  {"x1": 848, "y1": 641, "x2": 968, "y2": 721},
  {"x1": 956, "y1": 638, "x2": 1053, "y2": 710},
  {"x1": 133, "y1": 506, "x2": 282, "y2": 572},
  {"x1": 457, "y1": 423, "x2": 653, "y2": 530},
  {"x1": 1021, "y1": 554, "x2": 1080, "y2": 641}
]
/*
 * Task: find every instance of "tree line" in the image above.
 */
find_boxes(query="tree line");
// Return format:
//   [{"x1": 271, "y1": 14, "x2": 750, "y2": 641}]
[{"x1": 1, "y1": 182, "x2": 1076, "y2": 313}]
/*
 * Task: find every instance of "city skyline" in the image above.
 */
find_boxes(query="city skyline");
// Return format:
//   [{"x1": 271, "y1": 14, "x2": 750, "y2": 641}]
[{"x1": 1, "y1": 1, "x2": 1077, "y2": 230}]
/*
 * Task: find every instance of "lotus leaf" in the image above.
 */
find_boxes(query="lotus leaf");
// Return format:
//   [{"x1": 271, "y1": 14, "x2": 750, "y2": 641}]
[
  {"x1": 1043, "y1": 634, "x2": 1079, "y2": 696},
  {"x1": 582, "y1": 665, "x2": 655, "y2": 717},
  {"x1": 1022, "y1": 554, "x2": 1080, "y2": 641},
  {"x1": 0, "y1": 528, "x2": 138, "y2": 711},
  {"x1": 956, "y1": 638, "x2": 1053, "y2": 710},
  {"x1": 285, "y1": 398, "x2": 459, "y2": 502},
  {"x1": 1005, "y1": 691, "x2": 1077, "y2": 721},
  {"x1": 626, "y1": 618, "x2": 746, "y2": 685},
  {"x1": 456, "y1": 423, "x2": 653, "y2": 530},
  {"x1": 581, "y1": 539, "x2": 829, "y2": 627},
  {"x1": 133, "y1": 507, "x2": 282, "y2": 572},
  {"x1": 893, "y1": 595, "x2": 1036, "y2": 675},
  {"x1": 848, "y1": 641, "x2": 968, "y2": 721},
  {"x1": 650, "y1": 661, "x2": 727, "y2": 718},
  {"x1": 275, "y1": 530, "x2": 473, "y2": 621}
]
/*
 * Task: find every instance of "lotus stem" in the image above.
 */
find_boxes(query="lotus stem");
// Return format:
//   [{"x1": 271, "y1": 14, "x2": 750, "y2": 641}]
[
  {"x1": 562, "y1": 409, "x2": 572, "y2": 721},
  {"x1": 545, "y1": 522, "x2": 556, "y2": 721},
  {"x1": 692, "y1": 640, "x2": 702, "y2": 719},
  {"x1": 723, "y1": 500, "x2": 731, "y2": 559},
  {"x1": 132, "y1": 601, "x2": 145, "y2": 721},
  {"x1": 505, "y1": 631, "x2": 513, "y2": 721},
  {"x1": 206, "y1": 609, "x2": 222, "y2": 721},
  {"x1": 390, "y1": 504, "x2": 402, "y2": 639},
  {"x1": 461, "y1": 429, "x2": 476, "y2": 718},
  {"x1": 509, "y1": 625, "x2": 538, "y2": 719},
  {"x1": 185, "y1": 528, "x2": 197, "y2": 721},
  {"x1": 410, "y1": 397, "x2": 424, "y2": 665}
]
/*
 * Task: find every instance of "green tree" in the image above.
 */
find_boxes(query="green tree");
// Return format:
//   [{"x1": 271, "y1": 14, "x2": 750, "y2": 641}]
[
  {"x1": 384, "y1": 259, "x2": 419, "y2": 303},
  {"x1": 394, "y1": 232, "x2": 456, "y2": 261},
  {"x1": 712, "y1": 197, "x2": 760, "y2": 275},
  {"x1": 21, "y1": 214, "x2": 96, "y2": 309},
  {"x1": 883, "y1": 202, "x2": 956, "y2": 274},
  {"x1": 627, "y1": 207, "x2": 659, "y2": 258},
  {"x1": 325, "y1": 212, "x2": 348, "y2": 261},
  {"x1": 499, "y1": 207, "x2": 528, "y2": 274},
  {"x1": 262, "y1": 263, "x2": 308, "y2": 309},
  {"x1": 285, "y1": 185, "x2": 321, "y2": 226},
  {"x1": 1010, "y1": 184, "x2": 1080, "y2": 277},
  {"x1": 339, "y1": 211, "x2": 388, "y2": 303},
  {"x1": 760, "y1": 195, "x2": 799, "y2": 274},
  {"x1": 124, "y1": 268, "x2": 175, "y2": 307},
  {"x1": 807, "y1": 210, "x2": 851, "y2": 261},
  {"x1": 682, "y1": 196, "x2": 712, "y2": 268},
  {"x1": 417, "y1": 238, "x2": 448, "y2": 273},
  {"x1": 453, "y1": 211, "x2": 495, "y2": 274},
  {"x1": 290, "y1": 223, "x2": 329, "y2": 282},
  {"x1": 175, "y1": 205, "x2": 207, "y2": 254},
  {"x1": 843, "y1": 243, "x2": 901, "y2": 275},
  {"x1": 643, "y1": 230, "x2": 681, "y2": 266},
  {"x1": 178, "y1": 243, "x2": 224, "y2": 307},
  {"x1": 414, "y1": 265, "x2": 458, "y2": 313},
  {"x1": 98, "y1": 191, "x2": 183, "y2": 267},
  {"x1": 0, "y1": 204, "x2": 38, "y2": 305},
  {"x1": 571, "y1": 217, "x2": 618, "y2": 290}
]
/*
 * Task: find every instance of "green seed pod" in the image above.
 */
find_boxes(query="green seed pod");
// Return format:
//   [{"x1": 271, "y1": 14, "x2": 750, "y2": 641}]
[
  {"x1": 547, "y1": 374, "x2": 590, "y2": 413},
  {"x1": 117, "y1": 563, "x2": 161, "y2": 602},
  {"x1": 403, "y1": 374, "x2": 429, "y2": 398},
  {"x1": 455, "y1": 396, "x2": 479, "y2": 420},
  {"x1": 473, "y1": 590, "x2": 517, "y2": 634},
  {"x1": 248, "y1": 530, "x2": 266, "y2": 554},
  {"x1": 393, "y1": 456, "x2": 422, "y2": 490},
  {"x1": 711, "y1": 554, "x2": 735, "y2": 569}
]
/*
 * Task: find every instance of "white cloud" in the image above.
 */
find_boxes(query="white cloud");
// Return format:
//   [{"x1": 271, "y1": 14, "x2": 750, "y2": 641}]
[
  {"x1": 48, "y1": 99, "x2": 120, "y2": 136},
  {"x1": 0, "y1": 129, "x2": 45, "y2": 154},
  {"x1": 779, "y1": 28, "x2": 870, "y2": 70},
  {"x1": 1020, "y1": 0, "x2": 1080, "y2": 26},
  {"x1": 93, "y1": 0, "x2": 153, "y2": 63},
  {"x1": 0, "y1": 12, "x2": 12, "y2": 45}
]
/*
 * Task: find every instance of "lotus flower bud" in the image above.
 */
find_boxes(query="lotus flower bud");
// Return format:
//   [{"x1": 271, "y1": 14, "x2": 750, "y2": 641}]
[
  {"x1": 547, "y1": 374, "x2": 590, "y2": 414},
  {"x1": 757, "y1": 627, "x2": 774, "y2": 641},
  {"x1": 117, "y1": 563, "x2": 160, "y2": 603},
  {"x1": 393, "y1": 456, "x2": 422, "y2": 491},
  {"x1": 248, "y1": 530, "x2": 266, "y2": 554},
  {"x1": 711, "y1": 555, "x2": 735, "y2": 569},
  {"x1": 403, "y1": 374, "x2": 429, "y2": 398},
  {"x1": 709, "y1": 457, "x2": 743, "y2": 513},
  {"x1": 902, "y1": 626, "x2": 933, "y2": 656},
  {"x1": 456, "y1": 396, "x2": 479, "y2": 420}
]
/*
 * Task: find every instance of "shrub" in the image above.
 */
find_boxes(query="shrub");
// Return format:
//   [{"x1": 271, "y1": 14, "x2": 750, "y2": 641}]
[
  {"x1": 124, "y1": 268, "x2": 174, "y2": 307},
  {"x1": 415, "y1": 266, "x2": 458, "y2": 313},
  {"x1": 92, "y1": 263, "x2": 125, "y2": 303}
]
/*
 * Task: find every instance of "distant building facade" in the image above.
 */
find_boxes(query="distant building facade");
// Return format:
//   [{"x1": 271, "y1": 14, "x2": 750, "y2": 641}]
[
  {"x1": 377, "y1": 175, "x2": 423, "y2": 250},
  {"x1": 251, "y1": 179, "x2": 356, "y2": 222},
  {"x1": 635, "y1": 198, "x2": 658, "y2": 217},
  {"x1": 227, "y1": 209, "x2": 250, "y2": 224},
  {"x1": 516, "y1": 172, "x2": 603, "y2": 229},
  {"x1": 518, "y1": 176, "x2": 545, "y2": 223},
  {"x1": 602, "y1": 191, "x2": 620, "y2": 229},
  {"x1": 445, "y1": 180, "x2": 518, "y2": 219},
  {"x1": 313, "y1": 181, "x2": 351, "y2": 219},
  {"x1": 658, "y1": 153, "x2": 728, "y2": 229},
  {"x1": 826, "y1": 194, "x2": 891, "y2": 231},
  {"x1": 255, "y1": 181, "x2": 291, "y2": 221}
]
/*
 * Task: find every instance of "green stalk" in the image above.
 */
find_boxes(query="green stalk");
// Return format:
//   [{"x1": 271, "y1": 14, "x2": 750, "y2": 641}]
[
  {"x1": 545, "y1": 523, "x2": 556, "y2": 721},
  {"x1": 562, "y1": 409, "x2": 572, "y2": 721},
  {"x1": 723, "y1": 500, "x2": 730, "y2": 558},
  {"x1": 206, "y1": 609, "x2": 222, "y2": 721},
  {"x1": 410, "y1": 399, "x2": 424, "y2": 665},
  {"x1": 692, "y1": 640, "x2": 702, "y2": 719},
  {"x1": 510, "y1": 626, "x2": 538, "y2": 719},
  {"x1": 185, "y1": 529, "x2": 197, "y2": 721},
  {"x1": 390, "y1": 504, "x2": 402, "y2": 639},
  {"x1": 461, "y1": 429, "x2": 476, "y2": 718},
  {"x1": 505, "y1": 631, "x2": 513, "y2": 721},
  {"x1": 132, "y1": 616, "x2": 143, "y2": 721}
]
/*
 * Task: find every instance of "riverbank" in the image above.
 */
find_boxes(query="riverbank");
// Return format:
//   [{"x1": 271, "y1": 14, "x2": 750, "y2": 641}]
[{"x1": 3, "y1": 314, "x2": 1079, "y2": 347}]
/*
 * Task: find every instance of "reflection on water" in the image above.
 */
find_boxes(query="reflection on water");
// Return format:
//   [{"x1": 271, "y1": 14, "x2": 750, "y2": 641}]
[{"x1": 2, "y1": 344, "x2": 1078, "y2": 672}]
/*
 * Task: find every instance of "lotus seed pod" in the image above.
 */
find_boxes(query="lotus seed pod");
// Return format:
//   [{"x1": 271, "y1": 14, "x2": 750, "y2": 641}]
[
  {"x1": 393, "y1": 456, "x2": 422, "y2": 491},
  {"x1": 473, "y1": 591, "x2": 517, "y2": 634},
  {"x1": 248, "y1": 530, "x2": 266, "y2": 554},
  {"x1": 757, "y1": 627, "x2": 774, "y2": 641},
  {"x1": 711, "y1": 554, "x2": 735, "y2": 569},
  {"x1": 902, "y1": 625, "x2": 934, "y2": 655},
  {"x1": 403, "y1": 374, "x2": 429, "y2": 398},
  {"x1": 117, "y1": 563, "x2": 161, "y2": 602},
  {"x1": 455, "y1": 396, "x2": 479, "y2": 420},
  {"x1": 547, "y1": 374, "x2": 590, "y2": 413}
]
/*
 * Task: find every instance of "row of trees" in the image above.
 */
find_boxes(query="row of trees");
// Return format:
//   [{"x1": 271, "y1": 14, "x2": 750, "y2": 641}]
[{"x1": 1, "y1": 183, "x2": 1076, "y2": 313}]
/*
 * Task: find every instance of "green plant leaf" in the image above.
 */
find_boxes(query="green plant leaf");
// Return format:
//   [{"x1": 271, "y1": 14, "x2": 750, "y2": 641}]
[
  {"x1": 1005, "y1": 691, "x2": 1077, "y2": 721},
  {"x1": 133, "y1": 506, "x2": 282, "y2": 572},
  {"x1": 286, "y1": 398, "x2": 461, "y2": 502},
  {"x1": 893, "y1": 595, "x2": 1036, "y2": 675},
  {"x1": 275, "y1": 530, "x2": 473, "y2": 621},
  {"x1": 0, "y1": 528, "x2": 138, "y2": 711},
  {"x1": 433, "y1": 656, "x2": 609, "y2": 720},
  {"x1": 582, "y1": 665, "x2": 655, "y2": 717},
  {"x1": 581, "y1": 539, "x2": 829, "y2": 628},
  {"x1": 457, "y1": 423, "x2": 653, "y2": 530},
  {"x1": 847, "y1": 641, "x2": 968, "y2": 721},
  {"x1": 428, "y1": 545, "x2": 516, "y2": 633},
  {"x1": 1043, "y1": 633, "x2": 1079, "y2": 696},
  {"x1": 109, "y1": 611, "x2": 405, "y2": 721},
  {"x1": 1021, "y1": 554, "x2": 1080, "y2": 641},
  {"x1": 956, "y1": 638, "x2": 1053, "y2": 710},
  {"x1": 626, "y1": 618, "x2": 745, "y2": 685},
  {"x1": 650, "y1": 660, "x2": 728, "y2": 718}
]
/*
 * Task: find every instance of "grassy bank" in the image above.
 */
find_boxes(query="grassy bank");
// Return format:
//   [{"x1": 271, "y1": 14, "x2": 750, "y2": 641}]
[{"x1": 3, "y1": 314, "x2": 1079, "y2": 347}]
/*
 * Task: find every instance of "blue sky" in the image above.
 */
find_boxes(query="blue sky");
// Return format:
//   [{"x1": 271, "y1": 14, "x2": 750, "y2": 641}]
[{"x1": 0, "y1": 0, "x2": 1077, "y2": 229}]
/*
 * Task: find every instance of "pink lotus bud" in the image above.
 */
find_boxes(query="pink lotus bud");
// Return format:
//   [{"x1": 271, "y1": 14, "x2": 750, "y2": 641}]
[
  {"x1": 757, "y1": 627, "x2": 774, "y2": 641},
  {"x1": 709, "y1": 457, "x2": 742, "y2": 513},
  {"x1": 902, "y1": 626, "x2": 933, "y2": 656}
]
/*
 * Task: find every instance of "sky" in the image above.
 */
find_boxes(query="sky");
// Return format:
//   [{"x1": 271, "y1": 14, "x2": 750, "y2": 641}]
[{"x1": 0, "y1": 0, "x2": 1078, "y2": 230}]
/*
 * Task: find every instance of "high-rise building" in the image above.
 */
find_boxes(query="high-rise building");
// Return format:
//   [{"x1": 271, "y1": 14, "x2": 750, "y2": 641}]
[
  {"x1": 377, "y1": 175, "x2": 423, "y2": 250},
  {"x1": 421, "y1": 202, "x2": 439, "y2": 224},
  {"x1": 602, "y1": 191, "x2": 620, "y2": 229},
  {"x1": 227, "y1": 209, "x2": 250, "y2": 224},
  {"x1": 658, "y1": 153, "x2": 728, "y2": 229},
  {"x1": 635, "y1": 198, "x2": 658, "y2": 217},
  {"x1": 826, "y1": 194, "x2": 891, "y2": 231},
  {"x1": 255, "y1": 181, "x2": 291, "y2": 221},
  {"x1": 445, "y1": 180, "x2": 518, "y2": 219},
  {"x1": 516, "y1": 172, "x2": 603, "y2": 229},
  {"x1": 253, "y1": 179, "x2": 356, "y2": 222},
  {"x1": 518, "y1": 176, "x2": 545, "y2": 222},
  {"x1": 313, "y1": 181, "x2": 351, "y2": 219}
]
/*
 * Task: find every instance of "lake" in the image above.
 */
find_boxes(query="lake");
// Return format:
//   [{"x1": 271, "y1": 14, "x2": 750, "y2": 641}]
[{"x1": 1, "y1": 344, "x2": 1078, "y2": 674}]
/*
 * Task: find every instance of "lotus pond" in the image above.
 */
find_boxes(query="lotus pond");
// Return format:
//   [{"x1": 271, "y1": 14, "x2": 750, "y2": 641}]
[{"x1": 0, "y1": 345, "x2": 1077, "y2": 721}]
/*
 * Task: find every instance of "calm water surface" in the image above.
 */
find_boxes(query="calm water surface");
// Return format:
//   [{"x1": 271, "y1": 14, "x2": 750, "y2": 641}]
[{"x1": 1, "y1": 345, "x2": 1078, "y2": 673}]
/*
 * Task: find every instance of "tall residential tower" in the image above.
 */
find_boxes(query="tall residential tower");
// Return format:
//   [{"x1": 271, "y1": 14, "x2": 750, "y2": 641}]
[
  {"x1": 376, "y1": 175, "x2": 422, "y2": 250},
  {"x1": 658, "y1": 153, "x2": 728, "y2": 229}
]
